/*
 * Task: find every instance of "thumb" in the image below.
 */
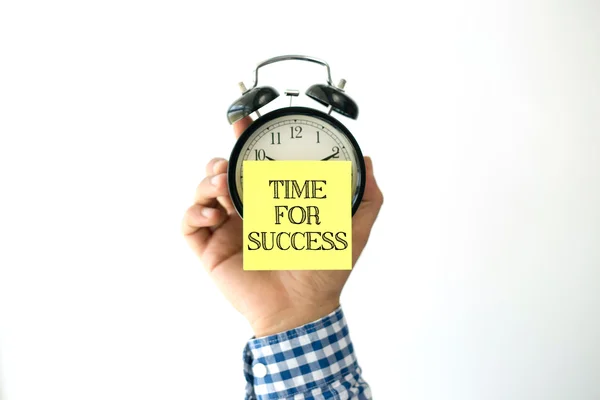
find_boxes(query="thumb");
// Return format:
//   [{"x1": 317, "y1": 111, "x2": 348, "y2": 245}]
[
  {"x1": 351, "y1": 156, "x2": 384, "y2": 263},
  {"x1": 360, "y1": 156, "x2": 383, "y2": 209}
]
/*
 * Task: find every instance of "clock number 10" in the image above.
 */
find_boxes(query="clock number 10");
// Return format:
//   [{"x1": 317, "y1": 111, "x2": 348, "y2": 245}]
[{"x1": 254, "y1": 149, "x2": 266, "y2": 160}]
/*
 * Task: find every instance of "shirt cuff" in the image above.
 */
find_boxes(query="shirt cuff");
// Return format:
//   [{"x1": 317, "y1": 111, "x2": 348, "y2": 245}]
[{"x1": 243, "y1": 306, "x2": 368, "y2": 400}]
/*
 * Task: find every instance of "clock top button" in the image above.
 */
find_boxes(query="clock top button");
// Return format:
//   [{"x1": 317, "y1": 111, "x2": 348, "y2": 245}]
[{"x1": 285, "y1": 89, "x2": 300, "y2": 107}]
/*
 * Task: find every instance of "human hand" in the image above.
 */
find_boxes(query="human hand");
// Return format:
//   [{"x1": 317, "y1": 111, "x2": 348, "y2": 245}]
[{"x1": 181, "y1": 117, "x2": 384, "y2": 337}]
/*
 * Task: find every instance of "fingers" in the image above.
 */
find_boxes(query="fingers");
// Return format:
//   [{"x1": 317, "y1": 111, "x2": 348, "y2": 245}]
[
  {"x1": 201, "y1": 157, "x2": 235, "y2": 214},
  {"x1": 194, "y1": 172, "x2": 229, "y2": 206},
  {"x1": 181, "y1": 204, "x2": 223, "y2": 236},
  {"x1": 211, "y1": 157, "x2": 228, "y2": 175},
  {"x1": 233, "y1": 116, "x2": 253, "y2": 139},
  {"x1": 205, "y1": 157, "x2": 227, "y2": 175},
  {"x1": 181, "y1": 202, "x2": 230, "y2": 256},
  {"x1": 181, "y1": 157, "x2": 234, "y2": 253}
]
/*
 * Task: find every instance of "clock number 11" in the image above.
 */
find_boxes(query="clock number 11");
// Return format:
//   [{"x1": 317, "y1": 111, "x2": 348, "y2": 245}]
[{"x1": 270, "y1": 132, "x2": 280, "y2": 145}]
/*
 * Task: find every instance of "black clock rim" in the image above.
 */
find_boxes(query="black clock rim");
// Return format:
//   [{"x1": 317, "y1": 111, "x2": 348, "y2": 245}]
[{"x1": 227, "y1": 106, "x2": 367, "y2": 218}]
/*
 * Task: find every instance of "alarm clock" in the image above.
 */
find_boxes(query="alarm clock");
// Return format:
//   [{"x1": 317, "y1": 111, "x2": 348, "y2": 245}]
[{"x1": 226, "y1": 55, "x2": 366, "y2": 218}]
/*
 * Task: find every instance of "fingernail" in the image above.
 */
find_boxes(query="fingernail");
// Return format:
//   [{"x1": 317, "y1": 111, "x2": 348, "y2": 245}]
[
  {"x1": 201, "y1": 207, "x2": 216, "y2": 218},
  {"x1": 364, "y1": 156, "x2": 373, "y2": 171},
  {"x1": 213, "y1": 159, "x2": 226, "y2": 173},
  {"x1": 210, "y1": 175, "x2": 220, "y2": 186}
]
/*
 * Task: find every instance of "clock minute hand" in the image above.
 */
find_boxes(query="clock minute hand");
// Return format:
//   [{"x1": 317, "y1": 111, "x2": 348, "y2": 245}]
[
  {"x1": 320, "y1": 153, "x2": 337, "y2": 161},
  {"x1": 265, "y1": 155, "x2": 276, "y2": 161}
]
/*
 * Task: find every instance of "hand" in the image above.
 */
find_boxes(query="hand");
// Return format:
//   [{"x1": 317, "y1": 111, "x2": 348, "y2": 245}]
[
  {"x1": 181, "y1": 117, "x2": 384, "y2": 337},
  {"x1": 320, "y1": 154, "x2": 337, "y2": 161},
  {"x1": 320, "y1": 148, "x2": 340, "y2": 161}
]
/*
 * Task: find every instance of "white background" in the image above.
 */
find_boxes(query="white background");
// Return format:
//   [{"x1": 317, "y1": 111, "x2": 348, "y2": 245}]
[{"x1": 1, "y1": 1, "x2": 599, "y2": 399}]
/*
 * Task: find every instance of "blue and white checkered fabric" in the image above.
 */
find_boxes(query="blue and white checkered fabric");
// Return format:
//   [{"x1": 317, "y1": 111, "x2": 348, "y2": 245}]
[{"x1": 243, "y1": 307, "x2": 371, "y2": 399}]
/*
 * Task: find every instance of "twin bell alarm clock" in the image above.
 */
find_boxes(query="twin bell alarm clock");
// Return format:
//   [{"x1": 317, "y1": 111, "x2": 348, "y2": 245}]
[{"x1": 225, "y1": 55, "x2": 366, "y2": 218}]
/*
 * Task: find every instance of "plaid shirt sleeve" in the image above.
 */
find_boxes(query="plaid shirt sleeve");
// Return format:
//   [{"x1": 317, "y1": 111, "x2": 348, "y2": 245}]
[{"x1": 242, "y1": 306, "x2": 372, "y2": 400}]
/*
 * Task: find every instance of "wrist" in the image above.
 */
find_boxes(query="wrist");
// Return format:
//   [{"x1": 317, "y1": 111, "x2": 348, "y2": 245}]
[{"x1": 251, "y1": 301, "x2": 340, "y2": 338}]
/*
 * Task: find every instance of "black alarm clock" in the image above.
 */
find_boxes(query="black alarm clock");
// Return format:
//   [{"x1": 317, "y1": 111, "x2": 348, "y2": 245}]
[{"x1": 226, "y1": 55, "x2": 366, "y2": 218}]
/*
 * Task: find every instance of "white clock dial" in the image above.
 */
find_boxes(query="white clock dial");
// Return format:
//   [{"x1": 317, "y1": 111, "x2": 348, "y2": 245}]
[{"x1": 234, "y1": 114, "x2": 360, "y2": 199}]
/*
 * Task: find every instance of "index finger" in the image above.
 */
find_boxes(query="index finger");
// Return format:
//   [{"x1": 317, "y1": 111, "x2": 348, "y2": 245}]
[{"x1": 233, "y1": 116, "x2": 253, "y2": 139}]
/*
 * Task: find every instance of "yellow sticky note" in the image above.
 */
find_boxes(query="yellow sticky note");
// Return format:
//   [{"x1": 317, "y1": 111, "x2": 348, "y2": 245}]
[{"x1": 243, "y1": 160, "x2": 352, "y2": 270}]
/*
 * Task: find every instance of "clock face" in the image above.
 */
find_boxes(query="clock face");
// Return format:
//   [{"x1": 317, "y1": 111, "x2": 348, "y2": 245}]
[{"x1": 228, "y1": 107, "x2": 366, "y2": 217}]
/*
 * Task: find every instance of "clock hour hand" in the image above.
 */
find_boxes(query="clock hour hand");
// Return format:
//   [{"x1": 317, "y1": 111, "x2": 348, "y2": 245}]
[{"x1": 265, "y1": 155, "x2": 276, "y2": 161}]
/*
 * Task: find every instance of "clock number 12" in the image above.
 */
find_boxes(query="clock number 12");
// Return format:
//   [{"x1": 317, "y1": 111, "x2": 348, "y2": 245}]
[{"x1": 290, "y1": 126, "x2": 302, "y2": 139}]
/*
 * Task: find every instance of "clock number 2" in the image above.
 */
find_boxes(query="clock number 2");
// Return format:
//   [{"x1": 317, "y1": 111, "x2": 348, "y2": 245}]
[{"x1": 290, "y1": 126, "x2": 303, "y2": 139}]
